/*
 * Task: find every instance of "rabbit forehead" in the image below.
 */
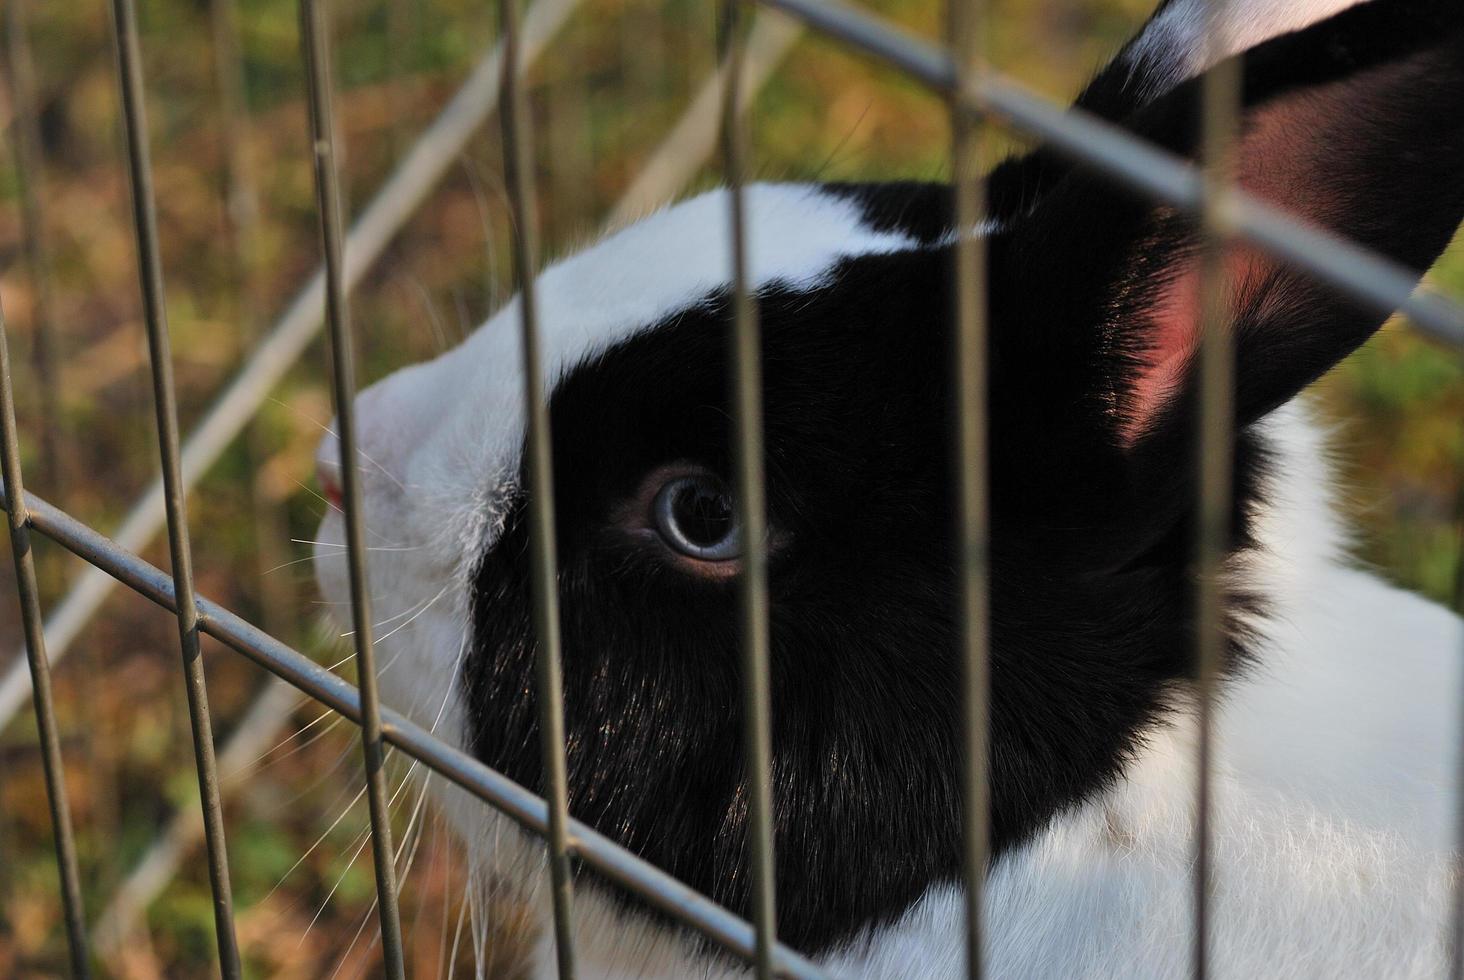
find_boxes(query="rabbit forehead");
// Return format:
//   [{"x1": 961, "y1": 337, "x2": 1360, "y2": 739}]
[{"x1": 394, "y1": 182, "x2": 929, "y2": 553}]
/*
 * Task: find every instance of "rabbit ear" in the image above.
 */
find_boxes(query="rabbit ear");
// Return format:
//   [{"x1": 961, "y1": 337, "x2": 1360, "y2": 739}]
[
  {"x1": 1076, "y1": 0, "x2": 1369, "y2": 119},
  {"x1": 998, "y1": 0, "x2": 1464, "y2": 449},
  {"x1": 986, "y1": 0, "x2": 1367, "y2": 222}
]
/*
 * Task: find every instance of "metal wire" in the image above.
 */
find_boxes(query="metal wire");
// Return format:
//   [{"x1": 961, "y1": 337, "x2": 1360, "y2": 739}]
[
  {"x1": 8, "y1": 0, "x2": 1455, "y2": 753},
  {"x1": 208, "y1": 0, "x2": 257, "y2": 238},
  {"x1": 744, "y1": 0, "x2": 1464, "y2": 351},
  {"x1": 92, "y1": 675, "x2": 300, "y2": 956},
  {"x1": 6, "y1": 0, "x2": 1464, "y2": 974},
  {"x1": 2, "y1": 0, "x2": 63, "y2": 503},
  {"x1": 298, "y1": 1, "x2": 407, "y2": 974},
  {"x1": 497, "y1": 0, "x2": 579, "y2": 974},
  {"x1": 0, "y1": 0, "x2": 589, "y2": 733},
  {"x1": 719, "y1": 3, "x2": 779, "y2": 976},
  {"x1": 86, "y1": 23, "x2": 799, "y2": 945},
  {"x1": 107, "y1": 0, "x2": 242, "y2": 972},
  {"x1": 0, "y1": 300, "x2": 90, "y2": 978},
  {"x1": 1191, "y1": 2, "x2": 1241, "y2": 975},
  {"x1": 1451, "y1": 512, "x2": 1464, "y2": 980},
  {"x1": 947, "y1": 0, "x2": 989, "y2": 975},
  {"x1": 0, "y1": 483, "x2": 831, "y2": 979},
  {"x1": 609, "y1": 10, "x2": 801, "y2": 230}
]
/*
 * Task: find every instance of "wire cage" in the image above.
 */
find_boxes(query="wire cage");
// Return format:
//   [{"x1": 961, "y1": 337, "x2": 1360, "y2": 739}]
[{"x1": 1, "y1": 0, "x2": 1462, "y2": 976}]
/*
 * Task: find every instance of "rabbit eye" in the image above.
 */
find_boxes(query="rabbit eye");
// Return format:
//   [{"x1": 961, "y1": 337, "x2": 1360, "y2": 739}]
[{"x1": 652, "y1": 474, "x2": 741, "y2": 561}]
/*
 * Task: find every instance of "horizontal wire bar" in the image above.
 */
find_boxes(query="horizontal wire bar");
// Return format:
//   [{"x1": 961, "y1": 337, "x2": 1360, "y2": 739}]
[
  {"x1": 298, "y1": 0, "x2": 406, "y2": 972},
  {"x1": 0, "y1": 0, "x2": 587, "y2": 733},
  {"x1": 0, "y1": 482, "x2": 831, "y2": 980},
  {"x1": 747, "y1": 0, "x2": 1464, "y2": 348}
]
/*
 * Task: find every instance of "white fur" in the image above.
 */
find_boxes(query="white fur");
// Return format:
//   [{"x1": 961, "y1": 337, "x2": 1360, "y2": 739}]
[
  {"x1": 1124, "y1": 0, "x2": 1367, "y2": 94},
  {"x1": 819, "y1": 402, "x2": 1462, "y2": 979}
]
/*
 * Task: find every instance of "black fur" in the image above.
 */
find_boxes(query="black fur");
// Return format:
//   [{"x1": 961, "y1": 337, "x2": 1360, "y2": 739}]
[
  {"x1": 466, "y1": 255, "x2": 1243, "y2": 955},
  {"x1": 460, "y1": 0, "x2": 1464, "y2": 959}
]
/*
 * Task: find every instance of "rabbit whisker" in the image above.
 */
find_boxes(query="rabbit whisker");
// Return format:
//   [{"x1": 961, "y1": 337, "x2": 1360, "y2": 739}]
[
  {"x1": 266, "y1": 780, "x2": 370, "y2": 908},
  {"x1": 226, "y1": 703, "x2": 339, "y2": 779},
  {"x1": 270, "y1": 396, "x2": 411, "y2": 494}
]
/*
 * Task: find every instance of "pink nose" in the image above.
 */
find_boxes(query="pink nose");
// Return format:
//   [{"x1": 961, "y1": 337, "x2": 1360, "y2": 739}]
[{"x1": 315, "y1": 453, "x2": 344, "y2": 511}]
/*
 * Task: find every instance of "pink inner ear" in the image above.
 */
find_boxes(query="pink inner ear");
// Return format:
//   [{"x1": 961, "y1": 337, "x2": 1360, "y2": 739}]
[
  {"x1": 1119, "y1": 245, "x2": 1270, "y2": 447},
  {"x1": 1119, "y1": 93, "x2": 1340, "y2": 448}
]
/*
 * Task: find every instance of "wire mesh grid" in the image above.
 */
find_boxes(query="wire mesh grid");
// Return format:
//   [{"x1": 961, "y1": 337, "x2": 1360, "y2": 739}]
[{"x1": 1, "y1": 0, "x2": 1462, "y2": 976}]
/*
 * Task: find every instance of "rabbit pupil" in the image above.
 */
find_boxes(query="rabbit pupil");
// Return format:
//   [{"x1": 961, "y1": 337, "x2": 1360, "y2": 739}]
[{"x1": 657, "y1": 475, "x2": 737, "y2": 556}]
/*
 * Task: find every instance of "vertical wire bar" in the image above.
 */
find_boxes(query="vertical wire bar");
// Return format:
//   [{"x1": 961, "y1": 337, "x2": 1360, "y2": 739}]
[
  {"x1": 208, "y1": 0, "x2": 292, "y2": 644},
  {"x1": 298, "y1": 2, "x2": 407, "y2": 976},
  {"x1": 108, "y1": 2, "x2": 243, "y2": 973},
  {"x1": 1451, "y1": 509, "x2": 1464, "y2": 980},
  {"x1": 10, "y1": 0, "x2": 126, "y2": 887},
  {"x1": 498, "y1": 0, "x2": 578, "y2": 974},
  {"x1": 1192, "y1": 3, "x2": 1240, "y2": 977},
  {"x1": 3, "y1": 0, "x2": 64, "y2": 504},
  {"x1": 947, "y1": 1, "x2": 988, "y2": 977},
  {"x1": 0, "y1": 0, "x2": 589, "y2": 735},
  {"x1": 0, "y1": 300, "x2": 91, "y2": 978},
  {"x1": 719, "y1": 4, "x2": 777, "y2": 976},
  {"x1": 89, "y1": 42, "x2": 803, "y2": 948}
]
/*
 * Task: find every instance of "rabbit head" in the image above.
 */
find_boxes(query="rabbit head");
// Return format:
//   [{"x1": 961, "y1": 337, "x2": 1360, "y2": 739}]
[{"x1": 313, "y1": 0, "x2": 1464, "y2": 959}]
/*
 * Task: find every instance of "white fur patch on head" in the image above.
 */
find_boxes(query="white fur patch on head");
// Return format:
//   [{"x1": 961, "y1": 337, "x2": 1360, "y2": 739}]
[
  {"x1": 312, "y1": 183, "x2": 923, "y2": 735},
  {"x1": 348, "y1": 183, "x2": 922, "y2": 555}
]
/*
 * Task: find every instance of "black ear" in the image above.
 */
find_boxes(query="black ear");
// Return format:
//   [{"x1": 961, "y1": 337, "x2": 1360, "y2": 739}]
[
  {"x1": 1072, "y1": 0, "x2": 1376, "y2": 121},
  {"x1": 997, "y1": 0, "x2": 1464, "y2": 448},
  {"x1": 988, "y1": 0, "x2": 1383, "y2": 223}
]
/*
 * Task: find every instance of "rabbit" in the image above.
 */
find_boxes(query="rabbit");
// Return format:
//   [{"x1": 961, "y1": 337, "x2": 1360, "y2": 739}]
[{"x1": 312, "y1": 0, "x2": 1464, "y2": 975}]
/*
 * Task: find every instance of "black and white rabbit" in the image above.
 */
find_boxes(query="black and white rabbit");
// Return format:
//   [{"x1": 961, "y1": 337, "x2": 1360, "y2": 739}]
[{"x1": 312, "y1": 0, "x2": 1464, "y2": 974}]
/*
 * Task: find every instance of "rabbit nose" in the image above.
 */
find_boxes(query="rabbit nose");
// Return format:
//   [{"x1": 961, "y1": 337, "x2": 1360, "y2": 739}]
[
  {"x1": 316, "y1": 459, "x2": 344, "y2": 511},
  {"x1": 314, "y1": 388, "x2": 407, "y2": 510},
  {"x1": 315, "y1": 433, "x2": 345, "y2": 510}
]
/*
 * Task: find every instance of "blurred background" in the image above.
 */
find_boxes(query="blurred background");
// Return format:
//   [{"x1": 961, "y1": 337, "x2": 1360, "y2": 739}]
[{"x1": 0, "y1": 0, "x2": 1460, "y2": 975}]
